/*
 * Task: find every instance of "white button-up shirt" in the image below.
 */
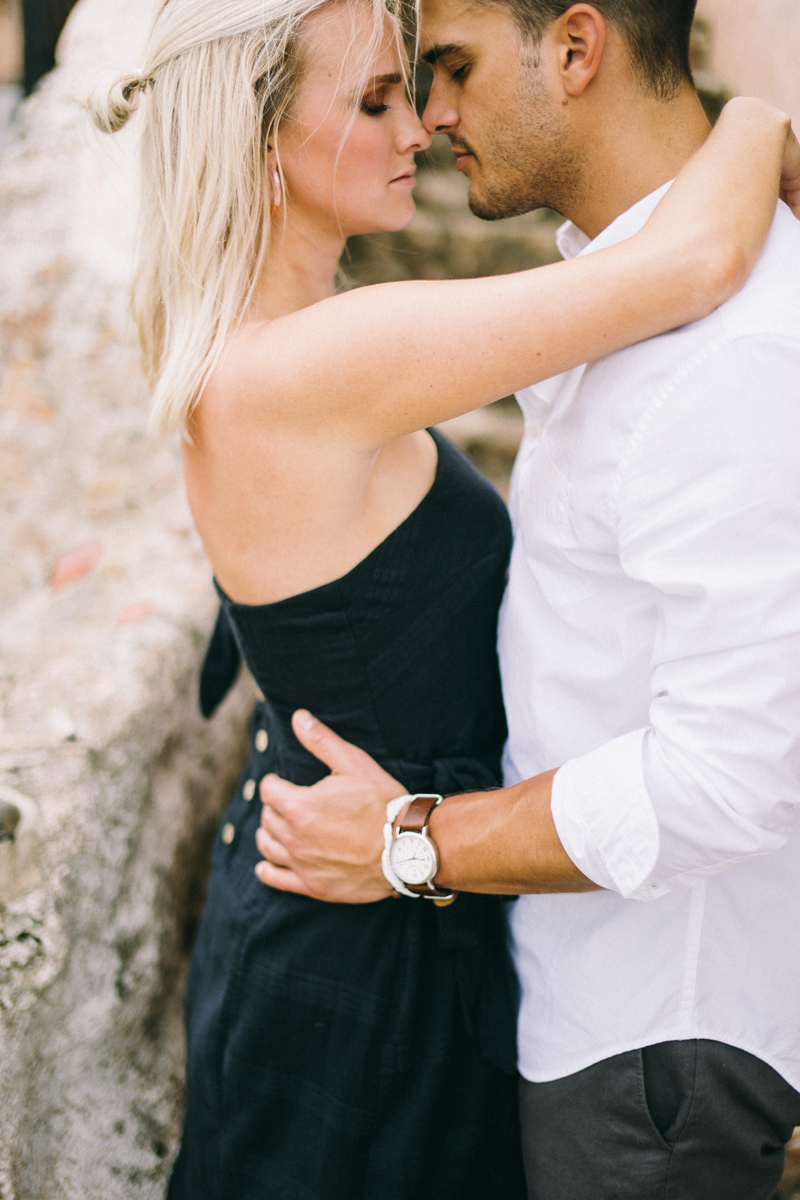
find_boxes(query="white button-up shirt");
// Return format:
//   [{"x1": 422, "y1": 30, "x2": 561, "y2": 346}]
[{"x1": 499, "y1": 185, "x2": 800, "y2": 1087}]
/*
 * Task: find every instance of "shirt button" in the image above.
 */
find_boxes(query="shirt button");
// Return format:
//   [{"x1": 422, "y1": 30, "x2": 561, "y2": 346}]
[
  {"x1": 527, "y1": 424, "x2": 539, "y2": 440},
  {"x1": 243, "y1": 778, "x2": 256, "y2": 801},
  {"x1": 255, "y1": 729, "x2": 268, "y2": 753},
  {"x1": 221, "y1": 822, "x2": 235, "y2": 845}
]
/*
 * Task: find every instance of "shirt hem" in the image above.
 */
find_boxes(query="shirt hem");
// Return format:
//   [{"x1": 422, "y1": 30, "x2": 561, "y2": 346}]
[{"x1": 517, "y1": 1026, "x2": 800, "y2": 1094}]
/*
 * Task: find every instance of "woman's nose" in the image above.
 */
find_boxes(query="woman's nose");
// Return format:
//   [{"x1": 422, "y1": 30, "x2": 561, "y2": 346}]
[{"x1": 397, "y1": 107, "x2": 432, "y2": 154}]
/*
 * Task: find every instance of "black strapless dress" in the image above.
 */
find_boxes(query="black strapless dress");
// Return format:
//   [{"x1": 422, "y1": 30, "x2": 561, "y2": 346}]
[{"x1": 168, "y1": 430, "x2": 526, "y2": 1200}]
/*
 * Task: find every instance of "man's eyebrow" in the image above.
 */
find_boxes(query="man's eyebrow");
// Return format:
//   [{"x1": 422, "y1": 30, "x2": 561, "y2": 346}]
[{"x1": 421, "y1": 42, "x2": 468, "y2": 65}]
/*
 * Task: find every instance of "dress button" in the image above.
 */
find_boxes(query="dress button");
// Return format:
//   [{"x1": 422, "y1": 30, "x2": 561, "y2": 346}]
[
  {"x1": 255, "y1": 729, "x2": 268, "y2": 753},
  {"x1": 527, "y1": 423, "x2": 539, "y2": 440},
  {"x1": 221, "y1": 822, "x2": 235, "y2": 845},
  {"x1": 243, "y1": 778, "x2": 256, "y2": 801}
]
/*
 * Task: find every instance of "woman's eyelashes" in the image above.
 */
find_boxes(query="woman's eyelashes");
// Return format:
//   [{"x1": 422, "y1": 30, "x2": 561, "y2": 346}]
[{"x1": 360, "y1": 79, "x2": 407, "y2": 116}]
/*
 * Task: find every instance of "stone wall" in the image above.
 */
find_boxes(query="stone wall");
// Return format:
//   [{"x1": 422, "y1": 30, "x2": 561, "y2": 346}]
[{"x1": 0, "y1": 2, "x2": 254, "y2": 1196}]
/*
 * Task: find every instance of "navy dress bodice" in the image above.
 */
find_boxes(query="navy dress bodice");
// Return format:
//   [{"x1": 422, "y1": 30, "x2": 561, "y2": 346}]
[{"x1": 168, "y1": 430, "x2": 527, "y2": 1200}]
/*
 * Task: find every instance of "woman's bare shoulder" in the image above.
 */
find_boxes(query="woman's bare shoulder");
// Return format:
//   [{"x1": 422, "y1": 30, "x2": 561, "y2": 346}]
[
  {"x1": 203, "y1": 303, "x2": 367, "y2": 441},
  {"x1": 203, "y1": 318, "x2": 299, "y2": 421}
]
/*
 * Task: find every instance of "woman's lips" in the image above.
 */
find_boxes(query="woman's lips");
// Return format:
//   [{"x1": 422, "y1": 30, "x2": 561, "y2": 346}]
[{"x1": 390, "y1": 169, "x2": 416, "y2": 188}]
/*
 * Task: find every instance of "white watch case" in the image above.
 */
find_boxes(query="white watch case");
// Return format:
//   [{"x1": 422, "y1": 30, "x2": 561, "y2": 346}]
[{"x1": 388, "y1": 829, "x2": 439, "y2": 886}]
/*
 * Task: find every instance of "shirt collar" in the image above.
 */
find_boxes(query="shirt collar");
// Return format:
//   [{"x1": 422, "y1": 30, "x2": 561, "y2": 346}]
[
  {"x1": 517, "y1": 181, "x2": 674, "y2": 415},
  {"x1": 555, "y1": 179, "x2": 674, "y2": 261}
]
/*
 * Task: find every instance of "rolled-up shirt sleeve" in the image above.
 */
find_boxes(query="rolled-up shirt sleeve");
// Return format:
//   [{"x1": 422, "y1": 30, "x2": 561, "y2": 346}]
[{"x1": 550, "y1": 334, "x2": 800, "y2": 901}]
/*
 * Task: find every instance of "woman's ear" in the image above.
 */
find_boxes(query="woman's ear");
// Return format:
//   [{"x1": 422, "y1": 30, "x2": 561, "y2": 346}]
[{"x1": 553, "y1": 3, "x2": 607, "y2": 97}]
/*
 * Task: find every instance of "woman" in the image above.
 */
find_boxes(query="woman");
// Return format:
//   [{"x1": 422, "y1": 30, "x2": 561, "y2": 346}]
[{"x1": 89, "y1": 0, "x2": 799, "y2": 1195}]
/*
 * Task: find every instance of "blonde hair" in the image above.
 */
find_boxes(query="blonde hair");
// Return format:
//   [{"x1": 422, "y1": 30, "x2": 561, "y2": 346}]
[{"x1": 86, "y1": 0, "x2": 408, "y2": 435}]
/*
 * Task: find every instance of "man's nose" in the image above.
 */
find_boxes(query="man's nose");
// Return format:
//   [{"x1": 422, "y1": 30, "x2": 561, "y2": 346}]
[{"x1": 422, "y1": 81, "x2": 459, "y2": 136}]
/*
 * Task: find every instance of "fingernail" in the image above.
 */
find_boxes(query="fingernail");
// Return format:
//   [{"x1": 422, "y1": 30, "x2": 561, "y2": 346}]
[
  {"x1": 294, "y1": 709, "x2": 316, "y2": 733},
  {"x1": 255, "y1": 863, "x2": 266, "y2": 881}
]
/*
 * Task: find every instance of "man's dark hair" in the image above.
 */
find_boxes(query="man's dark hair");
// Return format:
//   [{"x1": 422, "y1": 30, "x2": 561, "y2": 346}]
[{"x1": 506, "y1": 0, "x2": 698, "y2": 101}]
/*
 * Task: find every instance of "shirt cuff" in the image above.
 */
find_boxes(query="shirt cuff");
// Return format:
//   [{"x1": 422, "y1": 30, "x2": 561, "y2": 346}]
[{"x1": 551, "y1": 729, "x2": 670, "y2": 901}]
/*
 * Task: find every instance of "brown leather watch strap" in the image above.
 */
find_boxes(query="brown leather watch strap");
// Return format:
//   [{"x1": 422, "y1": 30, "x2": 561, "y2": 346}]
[
  {"x1": 397, "y1": 795, "x2": 441, "y2": 834},
  {"x1": 397, "y1": 795, "x2": 456, "y2": 904}
]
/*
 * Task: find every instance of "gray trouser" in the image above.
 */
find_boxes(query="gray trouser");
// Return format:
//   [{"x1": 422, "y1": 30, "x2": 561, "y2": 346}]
[{"x1": 519, "y1": 1039, "x2": 800, "y2": 1200}]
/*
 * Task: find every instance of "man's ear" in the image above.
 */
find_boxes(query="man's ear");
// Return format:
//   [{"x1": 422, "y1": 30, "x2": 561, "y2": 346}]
[{"x1": 552, "y1": 4, "x2": 607, "y2": 97}]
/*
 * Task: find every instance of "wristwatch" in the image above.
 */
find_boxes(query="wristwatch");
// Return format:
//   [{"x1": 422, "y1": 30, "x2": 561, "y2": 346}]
[{"x1": 388, "y1": 794, "x2": 456, "y2": 904}]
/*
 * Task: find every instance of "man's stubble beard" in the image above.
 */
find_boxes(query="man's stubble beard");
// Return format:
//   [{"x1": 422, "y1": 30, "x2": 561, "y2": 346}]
[{"x1": 465, "y1": 70, "x2": 586, "y2": 221}]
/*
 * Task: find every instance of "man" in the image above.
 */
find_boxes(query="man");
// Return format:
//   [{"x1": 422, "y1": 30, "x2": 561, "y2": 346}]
[{"x1": 255, "y1": 2, "x2": 800, "y2": 1195}]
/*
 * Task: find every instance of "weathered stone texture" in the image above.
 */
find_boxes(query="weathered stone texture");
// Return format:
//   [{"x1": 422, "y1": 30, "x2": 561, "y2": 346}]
[{"x1": 0, "y1": 2, "x2": 252, "y2": 1196}]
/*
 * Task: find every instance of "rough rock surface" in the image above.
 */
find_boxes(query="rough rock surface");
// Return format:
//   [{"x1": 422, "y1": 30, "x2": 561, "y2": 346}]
[{"x1": 0, "y1": 2, "x2": 253, "y2": 1196}]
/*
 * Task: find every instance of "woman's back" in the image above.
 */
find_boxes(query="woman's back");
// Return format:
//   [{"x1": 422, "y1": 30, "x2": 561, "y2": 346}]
[
  {"x1": 183, "y1": 384, "x2": 439, "y2": 606},
  {"x1": 205, "y1": 429, "x2": 509, "y2": 783}
]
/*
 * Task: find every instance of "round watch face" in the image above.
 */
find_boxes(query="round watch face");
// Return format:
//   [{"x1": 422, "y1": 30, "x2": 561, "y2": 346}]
[{"x1": 389, "y1": 832, "x2": 438, "y2": 886}]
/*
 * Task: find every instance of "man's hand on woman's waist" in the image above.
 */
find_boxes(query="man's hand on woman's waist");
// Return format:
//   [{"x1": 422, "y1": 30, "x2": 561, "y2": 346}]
[{"x1": 256, "y1": 709, "x2": 596, "y2": 903}]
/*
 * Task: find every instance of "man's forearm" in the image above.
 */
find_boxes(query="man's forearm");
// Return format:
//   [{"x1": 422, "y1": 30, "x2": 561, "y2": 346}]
[
  {"x1": 257, "y1": 713, "x2": 600, "y2": 902},
  {"x1": 429, "y1": 769, "x2": 600, "y2": 894}
]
